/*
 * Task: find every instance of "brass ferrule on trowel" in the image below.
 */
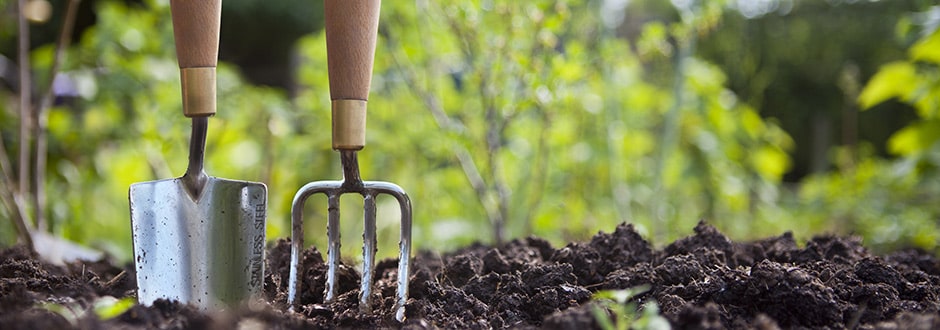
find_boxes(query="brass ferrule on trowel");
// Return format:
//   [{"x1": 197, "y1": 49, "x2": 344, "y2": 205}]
[
  {"x1": 180, "y1": 67, "x2": 217, "y2": 117},
  {"x1": 332, "y1": 99, "x2": 367, "y2": 150}
]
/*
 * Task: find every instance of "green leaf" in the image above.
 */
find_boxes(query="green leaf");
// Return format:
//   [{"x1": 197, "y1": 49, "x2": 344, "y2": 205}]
[
  {"x1": 93, "y1": 297, "x2": 136, "y2": 320},
  {"x1": 751, "y1": 146, "x2": 790, "y2": 182},
  {"x1": 593, "y1": 286, "x2": 650, "y2": 304},
  {"x1": 592, "y1": 304, "x2": 618, "y2": 330},
  {"x1": 39, "y1": 302, "x2": 81, "y2": 325},
  {"x1": 740, "y1": 109, "x2": 766, "y2": 139},
  {"x1": 637, "y1": 301, "x2": 672, "y2": 330},
  {"x1": 887, "y1": 120, "x2": 940, "y2": 156},
  {"x1": 910, "y1": 30, "x2": 940, "y2": 64},
  {"x1": 858, "y1": 62, "x2": 917, "y2": 110}
]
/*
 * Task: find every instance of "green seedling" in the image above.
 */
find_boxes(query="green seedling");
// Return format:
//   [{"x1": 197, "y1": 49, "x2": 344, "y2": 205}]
[
  {"x1": 93, "y1": 296, "x2": 136, "y2": 320},
  {"x1": 39, "y1": 296, "x2": 136, "y2": 325},
  {"x1": 592, "y1": 285, "x2": 671, "y2": 330}
]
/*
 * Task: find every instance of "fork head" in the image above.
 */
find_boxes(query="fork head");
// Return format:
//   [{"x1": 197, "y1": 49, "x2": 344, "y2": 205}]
[{"x1": 287, "y1": 151, "x2": 412, "y2": 322}]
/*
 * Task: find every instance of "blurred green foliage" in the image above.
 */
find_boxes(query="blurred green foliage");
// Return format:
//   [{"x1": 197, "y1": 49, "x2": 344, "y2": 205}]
[
  {"x1": 790, "y1": 28, "x2": 940, "y2": 251},
  {"x1": 697, "y1": 0, "x2": 935, "y2": 180},
  {"x1": 1, "y1": 0, "x2": 939, "y2": 262},
  {"x1": 350, "y1": 0, "x2": 793, "y2": 248}
]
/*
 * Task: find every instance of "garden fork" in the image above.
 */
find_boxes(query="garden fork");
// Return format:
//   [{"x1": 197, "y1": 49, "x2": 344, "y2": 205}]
[{"x1": 287, "y1": 0, "x2": 412, "y2": 322}]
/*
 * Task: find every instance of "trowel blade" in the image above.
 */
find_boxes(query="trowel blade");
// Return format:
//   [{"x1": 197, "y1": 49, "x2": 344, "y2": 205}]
[{"x1": 129, "y1": 176, "x2": 266, "y2": 309}]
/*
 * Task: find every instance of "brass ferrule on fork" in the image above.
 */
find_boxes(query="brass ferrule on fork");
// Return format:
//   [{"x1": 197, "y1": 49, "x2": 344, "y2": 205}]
[
  {"x1": 332, "y1": 100, "x2": 367, "y2": 150},
  {"x1": 180, "y1": 67, "x2": 217, "y2": 117}
]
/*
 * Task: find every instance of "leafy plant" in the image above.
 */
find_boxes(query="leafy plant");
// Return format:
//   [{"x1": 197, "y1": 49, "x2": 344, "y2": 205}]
[
  {"x1": 3, "y1": 0, "x2": 937, "y2": 261},
  {"x1": 38, "y1": 296, "x2": 135, "y2": 326},
  {"x1": 789, "y1": 22, "x2": 940, "y2": 252},
  {"x1": 1, "y1": 0, "x2": 302, "y2": 259},
  {"x1": 592, "y1": 286, "x2": 670, "y2": 330},
  {"x1": 293, "y1": 0, "x2": 796, "y2": 251}
]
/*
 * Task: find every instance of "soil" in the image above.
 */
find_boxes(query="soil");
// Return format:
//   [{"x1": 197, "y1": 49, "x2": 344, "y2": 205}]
[{"x1": 2, "y1": 221, "x2": 939, "y2": 329}]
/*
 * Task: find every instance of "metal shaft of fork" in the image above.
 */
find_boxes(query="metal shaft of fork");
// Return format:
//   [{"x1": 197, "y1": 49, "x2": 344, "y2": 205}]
[
  {"x1": 325, "y1": 151, "x2": 378, "y2": 315},
  {"x1": 291, "y1": 151, "x2": 376, "y2": 307},
  {"x1": 182, "y1": 117, "x2": 208, "y2": 199}
]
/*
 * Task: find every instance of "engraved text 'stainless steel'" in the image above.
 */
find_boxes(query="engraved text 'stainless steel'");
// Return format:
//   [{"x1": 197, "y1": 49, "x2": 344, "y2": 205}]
[
  {"x1": 129, "y1": 0, "x2": 267, "y2": 310},
  {"x1": 287, "y1": 0, "x2": 413, "y2": 322}
]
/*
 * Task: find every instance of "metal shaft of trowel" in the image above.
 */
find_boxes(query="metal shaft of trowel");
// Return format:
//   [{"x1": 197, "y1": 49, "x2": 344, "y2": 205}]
[{"x1": 182, "y1": 117, "x2": 209, "y2": 197}]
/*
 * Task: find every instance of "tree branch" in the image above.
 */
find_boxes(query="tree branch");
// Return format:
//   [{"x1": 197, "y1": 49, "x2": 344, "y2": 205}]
[
  {"x1": 0, "y1": 0, "x2": 37, "y2": 250},
  {"x1": 0, "y1": 133, "x2": 34, "y2": 252},
  {"x1": 383, "y1": 20, "x2": 503, "y2": 240},
  {"x1": 33, "y1": 0, "x2": 82, "y2": 232},
  {"x1": 17, "y1": 0, "x2": 32, "y2": 214}
]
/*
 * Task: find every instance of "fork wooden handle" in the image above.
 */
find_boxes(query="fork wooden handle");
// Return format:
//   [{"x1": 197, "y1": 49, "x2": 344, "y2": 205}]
[
  {"x1": 325, "y1": 0, "x2": 381, "y2": 150},
  {"x1": 325, "y1": 0, "x2": 381, "y2": 101}
]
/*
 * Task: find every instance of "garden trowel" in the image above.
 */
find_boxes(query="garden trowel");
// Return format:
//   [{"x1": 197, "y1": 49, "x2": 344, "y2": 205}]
[{"x1": 128, "y1": 0, "x2": 266, "y2": 310}]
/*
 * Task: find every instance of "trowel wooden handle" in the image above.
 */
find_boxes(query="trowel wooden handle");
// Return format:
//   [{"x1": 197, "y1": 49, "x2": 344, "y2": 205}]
[
  {"x1": 325, "y1": 0, "x2": 381, "y2": 150},
  {"x1": 170, "y1": 0, "x2": 221, "y2": 117},
  {"x1": 170, "y1": 0, "x2": 220, "y2": 68}
]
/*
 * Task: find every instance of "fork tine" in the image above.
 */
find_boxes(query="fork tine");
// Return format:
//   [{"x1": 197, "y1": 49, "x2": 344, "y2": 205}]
[
  {"x1": 325, "y1": 193, "x2": 342, "y2": 303},
  {"x1": 359, "y1": 193, "x2": 378, "y2": 314},
  {"x1": 393, "y1": 192, "x2": 412, "y2": 322},
  {"x1": 287, "y1": 199, "x2": 304, "y2": 310},
  {"x1": 288, "y1": 176, "x2": 411, "y2": 320},
  {"x1": 287, "y1": 187, "x2": 314, "y2": 310},
  {"x1": 288, "y1": 182, "x2": 339, "y2": 310},
  {"x1": 369, "y1": 183, "x2": 413, "y2": 321},
  {"x1": 287, "y1": 182, "x2": 412, "y2": 322}
]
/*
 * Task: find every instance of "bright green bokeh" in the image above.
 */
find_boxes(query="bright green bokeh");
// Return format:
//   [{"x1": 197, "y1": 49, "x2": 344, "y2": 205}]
[{"x1": 1, "y1": 0, "x2": 939, "y2": 262}]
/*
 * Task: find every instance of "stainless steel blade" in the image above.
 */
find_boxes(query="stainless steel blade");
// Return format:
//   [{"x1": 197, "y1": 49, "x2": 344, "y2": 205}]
[{"x1": 129, "y1": 176, "x2": 266, "y2": 309}]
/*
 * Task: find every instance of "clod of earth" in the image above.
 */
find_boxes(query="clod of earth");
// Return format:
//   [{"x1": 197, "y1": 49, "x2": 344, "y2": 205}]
[{"x1": 2, "y1": 221, "x2": 940, "y2": 329}]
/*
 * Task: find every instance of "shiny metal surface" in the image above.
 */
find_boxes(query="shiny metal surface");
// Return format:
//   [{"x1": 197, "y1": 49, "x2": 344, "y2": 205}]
[
  {"x1": 129, "y1": 118, "x2": 267, "y2": 310},
  {"x1": 288, "y1": 150, "x2": 412, "y2": 322},
  {"x1": 129, "y1": 177, "x2": 266, "y2": 309}
]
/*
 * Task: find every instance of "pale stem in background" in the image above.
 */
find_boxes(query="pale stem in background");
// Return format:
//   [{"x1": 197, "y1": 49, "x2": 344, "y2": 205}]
[{"x1": 34, "y1": 0, "x2": 82, "y2": 232}]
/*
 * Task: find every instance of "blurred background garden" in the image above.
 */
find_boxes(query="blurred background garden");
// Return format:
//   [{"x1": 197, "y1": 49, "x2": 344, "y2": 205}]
[{"x1": 1, "y1": 0, "x2": 939, "y2": 263}]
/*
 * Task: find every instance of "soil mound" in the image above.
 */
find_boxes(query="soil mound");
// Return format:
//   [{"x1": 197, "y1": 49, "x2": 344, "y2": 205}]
[{"x1": 2, "y1": 221, "x2": 939, "y2": 329}]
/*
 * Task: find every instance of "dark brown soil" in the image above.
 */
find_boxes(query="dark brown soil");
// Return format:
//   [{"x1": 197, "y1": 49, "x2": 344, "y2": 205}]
[{"x1": 2, "y1": 221, "x2": 939, "y2": 329}]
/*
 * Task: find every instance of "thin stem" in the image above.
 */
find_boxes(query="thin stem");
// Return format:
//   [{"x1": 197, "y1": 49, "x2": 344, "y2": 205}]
[
  {"x1": 0, "y1": 134, "x2": 34, "y2": 252},
  {"x1": 651, "y1": 13, "x2": 698, "y2": 243},
  {"x1": 462, "y1": 10, "x2": 509, "y2": 245},
  {"x1": 33, "y1": 0, "x2": 82, "y2": 232},
  {"x1": 441, "y1": 7, "x2": 509, "y2": 244},
  {"x1": 0, "y1": 187, "x2": 34, "y2": 251},
  {"x1": 1, "y1": 0, "x2": 36, "y2": 252},
  {"x1": 383, "y1": 16, "x2": 501, "y2": 242},
  {"x1": 518, "y1": 107, "x2": 551, "y2": 236},
  {"x1": 17, "y1": 0, "x2": 32, "y2": 214},
  {"x1": 480, "y1": 75, "x2": 507, "y2": 245}
]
